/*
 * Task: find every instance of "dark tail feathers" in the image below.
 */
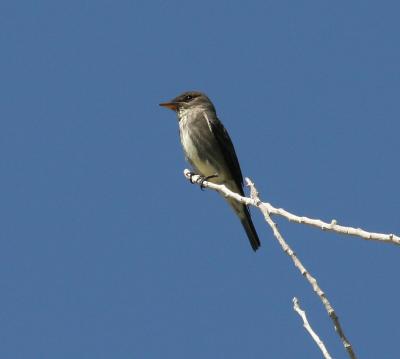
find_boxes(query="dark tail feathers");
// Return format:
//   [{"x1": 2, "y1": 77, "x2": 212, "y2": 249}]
[{"x1": 240, "y1": 206, "x2": 261, "y2": 251}]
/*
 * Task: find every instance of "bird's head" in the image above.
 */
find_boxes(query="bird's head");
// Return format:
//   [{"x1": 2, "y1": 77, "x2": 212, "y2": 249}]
[{"x1": 159, "y1": 91, "x2": 215, "y2": 113}]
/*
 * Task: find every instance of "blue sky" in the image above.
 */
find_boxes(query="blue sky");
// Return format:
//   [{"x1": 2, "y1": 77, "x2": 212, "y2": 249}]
[{"x1": 1, "y1": 1, "x2": 399, "y2": 358}]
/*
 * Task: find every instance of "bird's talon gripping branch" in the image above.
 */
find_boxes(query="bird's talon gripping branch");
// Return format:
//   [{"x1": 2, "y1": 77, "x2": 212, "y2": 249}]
[
  {"x1": 199, "y1": 174, "x2": 218, "y2": 190},
  {"x1": 188, "y1": 171, "x2": 197, "y2": 184}
]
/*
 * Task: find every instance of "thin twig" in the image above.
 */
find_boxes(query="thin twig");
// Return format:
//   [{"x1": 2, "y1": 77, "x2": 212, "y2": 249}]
[
  {"x1": 293, "y1": 297, "x2": 333, "y2": 359},
  {"x1": 183, "y1": 169, "x2": 400, "y2": 246}
]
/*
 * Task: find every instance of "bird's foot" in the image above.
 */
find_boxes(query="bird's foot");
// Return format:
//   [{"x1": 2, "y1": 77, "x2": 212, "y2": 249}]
[
  {"x1": 188, "y1": 171, "x2": 197, "y2": 184},
  {"x1": 199, "y1": 174, "x2": 218, "y2": 191}
]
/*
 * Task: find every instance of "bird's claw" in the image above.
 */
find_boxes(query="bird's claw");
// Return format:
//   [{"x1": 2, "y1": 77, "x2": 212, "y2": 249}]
[
  {"x1": 188, "y1": 171, "x2": 197, "y2": 184},
  {"x1": 188, "y1": 172, "x2": 218, "y2": 190},
  {"x1": 199, "y1": 174, "x2": 218, "y2": 191}
]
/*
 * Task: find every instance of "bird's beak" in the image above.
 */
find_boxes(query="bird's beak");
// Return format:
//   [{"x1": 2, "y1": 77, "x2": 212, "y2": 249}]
[{"x1": 159, "y1": 101, "x2": 179, "y2": 111}]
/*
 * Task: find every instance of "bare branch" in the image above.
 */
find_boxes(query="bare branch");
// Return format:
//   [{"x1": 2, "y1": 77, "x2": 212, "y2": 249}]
[
  {"x1": 183, "y1": 169, "x2": 361, "y2": 358},
  {"x1": 183, "y1": 169, "x2": 400, "y2": 246},
  {"x1": 245, "y1": 177, "x2": 357, "y2": 359},
  {"x1": 293, "y1": 297, "x2": 333, "y2": 359}
]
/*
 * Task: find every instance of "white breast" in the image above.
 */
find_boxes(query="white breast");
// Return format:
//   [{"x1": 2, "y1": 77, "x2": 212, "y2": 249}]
[
  {"x1": 179, "y1": 111, "x2": 200, "y2": 162},
  {"x1": 178, "y1": 109, "x2": 217, "y2": 178}
]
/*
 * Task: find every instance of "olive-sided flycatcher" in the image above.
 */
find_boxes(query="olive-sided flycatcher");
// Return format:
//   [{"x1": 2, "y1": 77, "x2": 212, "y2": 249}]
[{"x1": 159, "y1": 91, "x2": 261, "y2": 251}]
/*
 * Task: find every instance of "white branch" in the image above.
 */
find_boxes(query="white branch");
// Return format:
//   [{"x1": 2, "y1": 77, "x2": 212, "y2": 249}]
[
  {"x1": 246, "y1": 177, "x2": 356, "y2": 359},
  {"x1": 183, "y1": 169, "x2": 362, "y2": 359},
  {"x1": 183, "y1": 169, "x2": 400, "y2": 246},
  {"x1": 293, "y1": 297, "x2": 333, "y2": 359}
]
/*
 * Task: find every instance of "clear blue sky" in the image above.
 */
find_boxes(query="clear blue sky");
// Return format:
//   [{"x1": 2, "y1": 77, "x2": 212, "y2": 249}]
[{"x1": 1, "y1": 1, "x2": 399, "y2": 358}]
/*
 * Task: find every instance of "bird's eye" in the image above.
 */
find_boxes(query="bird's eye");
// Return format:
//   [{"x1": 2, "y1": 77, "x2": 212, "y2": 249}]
[{"x1": 184, "y1": 95, "x2": 193, "y2": 102}]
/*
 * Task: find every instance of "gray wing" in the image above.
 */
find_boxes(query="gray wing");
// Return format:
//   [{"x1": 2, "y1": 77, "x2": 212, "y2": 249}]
[
  {"x1": 206, "y1": 113, "x2": 261, "y2": 251},
  {"x1": 208, "y1": 115, "x2": 245, "y2": 195}
]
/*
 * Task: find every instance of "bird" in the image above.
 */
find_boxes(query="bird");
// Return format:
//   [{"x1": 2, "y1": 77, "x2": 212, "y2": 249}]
[{"x1": 159, "y1": 91, "x2": 260, "y2": 251}]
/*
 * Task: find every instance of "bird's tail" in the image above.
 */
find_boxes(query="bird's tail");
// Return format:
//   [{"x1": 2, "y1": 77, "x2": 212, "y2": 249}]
[
  {"x1": 225, "y1": 180, "x2": 261, "y2": 251},
  {"x1": 240, "y1": 205, "x2": 261, "y2": 251},
  {"x1": 228, "y1": 197, "x2": 261, "y2": 251}
]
